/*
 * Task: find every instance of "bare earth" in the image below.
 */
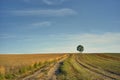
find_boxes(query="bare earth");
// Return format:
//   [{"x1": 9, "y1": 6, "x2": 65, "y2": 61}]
[
  {"x1": 22, "y1": 57, "x2": 66, "y2": 80},
  {"x1": 46, "y1": 58, "x2": 66, "y2": 80}
]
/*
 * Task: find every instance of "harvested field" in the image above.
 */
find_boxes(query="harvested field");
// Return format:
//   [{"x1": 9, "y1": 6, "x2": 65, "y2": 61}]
[{"x1": 0, "y1": 53, "x2": 120, "y2": 80}]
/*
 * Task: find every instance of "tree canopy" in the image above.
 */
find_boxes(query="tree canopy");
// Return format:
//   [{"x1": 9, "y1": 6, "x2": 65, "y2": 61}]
[{"x1": 77, "y1": 45, "x2": 84, "y2": 53}]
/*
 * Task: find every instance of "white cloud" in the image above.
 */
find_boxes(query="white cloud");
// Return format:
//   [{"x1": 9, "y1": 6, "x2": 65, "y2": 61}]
[
  {"x1": 22, "y1": 21, "x2": 52, "y2": 29},
  {"x1": 31, "y1": 21, "x2": 51, "y2": 28},
  {"x1": 0, "y1": 34, "x2": 15, "y2": 39},
  {"x1": 42, "y1": 0, "x2": 66, "y2": 5},
  {"x1": 9, "y1": 8, "x2": 77, "y2": 16},
  {"x1": 42, "y1": 0, "x2": 53, "y2": 5},
  {"x1": 23, "y1": 0, "x2": 30, "y2": 2},
  {"x1": 39, "y1": 32, "x2": 120, "y2": 53},
  {"x1": 1, "y1": 32, "x2": 120, "y2": 53},
  {"x1": 23, "y1": 0, "x2": 66, "y2": 5},
  {"x1": 63, "y1": 33, "x2": 120, "y2": 44}
]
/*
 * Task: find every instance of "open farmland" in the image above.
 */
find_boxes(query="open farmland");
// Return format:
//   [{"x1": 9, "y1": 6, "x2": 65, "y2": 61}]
[
  {"x1": 0, "y1": 53, "x2": 120, "y2": 80},
  {"x1": 0, "y1": 54, "x2": 67, "y2": 80},
  {"x1": 57, "y1": 53, "x2": 120, "y2": 80}
]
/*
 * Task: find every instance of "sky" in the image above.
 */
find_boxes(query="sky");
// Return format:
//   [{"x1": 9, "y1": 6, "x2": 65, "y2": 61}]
[{"x1": 0, "y1": 0, "x2": 120, "y2": 53}]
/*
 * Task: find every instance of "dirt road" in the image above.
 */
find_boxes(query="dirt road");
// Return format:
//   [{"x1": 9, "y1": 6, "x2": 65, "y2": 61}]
[
  {"x1": 22, "y1": 57, "x2": 67, "y2": 80},
  {"x1": 46, "y1": 58, "x2": 65, "y2": 80}
]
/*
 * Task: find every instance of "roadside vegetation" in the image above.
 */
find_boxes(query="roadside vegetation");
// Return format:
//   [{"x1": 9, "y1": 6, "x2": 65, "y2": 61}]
[{"x1": 0, "y1": 54, "x2": 67, "y2": 80}]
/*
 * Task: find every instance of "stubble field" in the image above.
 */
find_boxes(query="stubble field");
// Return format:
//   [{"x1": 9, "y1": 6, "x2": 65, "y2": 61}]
[{"x1": 0, "y1": 53, "x2": 120, "y2": 80}]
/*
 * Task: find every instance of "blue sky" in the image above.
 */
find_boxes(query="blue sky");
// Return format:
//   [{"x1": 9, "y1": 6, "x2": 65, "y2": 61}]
[{"x1": 0, "y1": 0, "x2": 120, "y2": 53}]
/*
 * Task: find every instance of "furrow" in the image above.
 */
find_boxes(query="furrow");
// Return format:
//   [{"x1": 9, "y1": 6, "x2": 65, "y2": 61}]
[{"x1": 75, "y1": 56, "x2": 118, "y2": 80}]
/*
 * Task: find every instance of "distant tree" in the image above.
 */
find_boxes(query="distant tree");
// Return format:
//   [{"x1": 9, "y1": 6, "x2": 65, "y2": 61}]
[{"x1": 77, "y1": 45, "x2": 84, "y2": 53}]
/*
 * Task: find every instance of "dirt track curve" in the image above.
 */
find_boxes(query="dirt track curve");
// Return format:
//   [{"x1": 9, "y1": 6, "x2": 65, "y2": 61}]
[
  {"x1": 22, "y1": 57, "x2": 67, "y2": 80},
  {"x1": 75, "y1": 54, "x2": 120, "y2": 80}
]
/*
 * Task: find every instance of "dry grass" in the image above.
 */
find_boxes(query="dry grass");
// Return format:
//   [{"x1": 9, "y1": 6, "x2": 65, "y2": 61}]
[
  {"x1": 0, "y1": 66, "x2": 5, "y2": 75},
  {"x1": 0, "y1": 53, "x2": 67, "y2": 79},
  {"x1": 0, "y1": 54, "x2": 65, "y2": 67}
]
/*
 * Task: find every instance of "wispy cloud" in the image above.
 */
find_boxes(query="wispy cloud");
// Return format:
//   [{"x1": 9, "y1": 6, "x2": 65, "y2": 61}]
[
  {"x1": 32, "y1": 21, "x2": 51, "y2": 27},
  {"x1": 32, "y1": 21, "x2": 51, "y2": 26},
  {"x1": 43, "y1": 32, "x2": 120, "y2": 53},
  {"x1": 42, "y1": 0, "x2": 66, "y2": 5},
  {"x1": 23, "y1": 0, "x2": 30, "y2": 2},
  {"x1": 1, "y1": 32, "x2": 120, "y2": 53},
  {"x1": 9, "y1": 8, "x2": 77, "y2": 16},
  {"x1": 23, "y1": 0, "x2": 66, "y2": 5},
  {"x1": 62, "y1": 33, "x2": 120, "y2": 44},
  {"x1": 0, "y1": 34, "x2": 16, "y2": 39},
  {"x1": 21, "y1": 21, "x2": 52, "y2": 29},
  {"x1": 17, "y1": 32, "x2": 120, "y2": 53},
  {"x1": 42, "y1": 0, "x2": 54, "y2": 5}
]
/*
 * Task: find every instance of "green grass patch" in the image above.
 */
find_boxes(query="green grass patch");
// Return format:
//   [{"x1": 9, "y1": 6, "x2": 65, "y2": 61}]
[
  {"x1": 57, "y1": 54, "x2": 108, "y2": 80},
  {"x1": 0, "y1": 74, "x2": 5, "y2": 80}
]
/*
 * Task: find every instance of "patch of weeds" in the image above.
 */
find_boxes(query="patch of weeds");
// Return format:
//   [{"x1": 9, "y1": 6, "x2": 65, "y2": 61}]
[
  {"x1": 34, "y1": 62, "x2": 38, "y2": 68},
  {"x1": 0, "y1": 74, "x2": 5, "y2": 80},
  {"x1": 57, "y1": 58, "x2": 71, "y2": 80},
  {"x1": 18, "y1": 66, "x2": 28, "y2": 74},
  {"x1": 5, "y1": 73, "x2": 15, "y2": 79}
]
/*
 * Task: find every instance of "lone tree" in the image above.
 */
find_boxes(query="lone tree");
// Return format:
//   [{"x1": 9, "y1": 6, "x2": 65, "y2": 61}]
[{"x1": 77, "y1": 45, "x2": 84, "y2": 53}]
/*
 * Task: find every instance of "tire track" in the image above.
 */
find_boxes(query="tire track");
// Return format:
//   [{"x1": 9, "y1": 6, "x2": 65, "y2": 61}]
[
  {"x1": 75, "y1": 55, "x2": 119, "y2": 80},
  {"x1": 22, "y1": 64, "x2": 53, "y2": 80},
  {"x1": 68, "y1": 61, "x2": 81, "y2": 79},
  {"x1": 96, "y1": 54, "x2": 120, "y2": 61},
  {"x1": 21, "y1": 57, "x2": 67, "y2": 80},
  {"x1": 46, "y1": 57, "x2": 67, "y2": 80},
  {"x1": 20, "y1": 55, "x2": 68, "y2": 80},
  {"x1": 83, "y1": 60, "x2": 120, "y2": 76},
  {"x1": 80, "y1": 54, "x2": 120, "y2": 77}
]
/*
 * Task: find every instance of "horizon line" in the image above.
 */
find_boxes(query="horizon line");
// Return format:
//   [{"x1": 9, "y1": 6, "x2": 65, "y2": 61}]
[{"x1": 0, "y1": 52, "x2": 120, "y2": 55}]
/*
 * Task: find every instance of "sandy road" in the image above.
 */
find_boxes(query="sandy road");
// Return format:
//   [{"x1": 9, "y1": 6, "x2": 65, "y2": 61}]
[
  {"x1": 46, "y1": 57, "x2": 66, "y2": 80},
  {"x1": 21, "y1": 56, "x2": 67, "y2": 80},
  {"x1": 22, "y1": 66, "x2": 50, "y2": 80}
]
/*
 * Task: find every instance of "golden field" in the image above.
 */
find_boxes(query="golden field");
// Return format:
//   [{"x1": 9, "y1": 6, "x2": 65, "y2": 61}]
[
  {"x1": 0, "y1": 53, "x2": 120, "y2": 80},
  {"x1": 0, "y1": 54, "x2": 67, "y2": 80}
]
